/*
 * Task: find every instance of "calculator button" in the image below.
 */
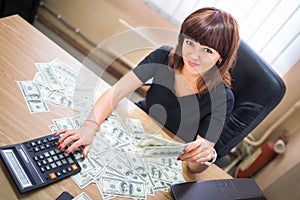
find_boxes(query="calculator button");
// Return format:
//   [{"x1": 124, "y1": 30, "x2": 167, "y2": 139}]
[
  {"x1": 25, "y1": 143, "x2": 31, "y2": 148},
  {"x1": 45, "y1": 144, "x2": 51, "y2": 149},
  {"x1": 45, "y1": 165, "x2": 51, "y2": 171},
  {"x1": 30, "y1": 141, "x2": 37, "y2": 147},
  {"x1": 67, "y1": 157, "x2": 74, "y2": 164},
  {"x1": 62, "y1": 169, "x2": 67, "y2": 174},
  {"x1": 71, "y1": 164, "x2": 78, "y2": 171},
  {"x1": 63, "y1": 152, "x2": 69, "y2": 157},
  {"x1": 44, "y1": 152, "x2": 50, "y2": 158},
  {"x1": 53, "y1": 155, "x2": 59, "y2": 161},
  {"x1": 48, "y1": 136, "x2": 56, "y2": 142},
  {"x1": 58, "y1": 154, "x2": 64, "y2": 159},
  {"x1": 34, "y1": 147, "x2": 39, "y2": 152},
  {"x1": 33, "y1": 156, "x2": 39, "y2": 161},
  {"x1": 50, "y1": 163, "x2": 57, "y2": 169},
  {"x1": 38, "y1": 155, "x2": 44, "y2": 160},
  {"x1": 47, "y1": 157, "x2": 53, "y2": 163},
  {"x1": 37, "y1": 140, "x2": 42, "y2": 145},
  {"x1": 42, "y1": 160, "x2": 47, "y2": 165},
  {"x1": 56, "y1": 161, "x2": 62, "y2": 167},
  {"x1": 49, "y1": 150, "x2": 55, "y2": 156},
  {"x1": 40, "y1": 167, "x2": 45, "y2": 172},
  {"x1": 61, "y1": 159, "x2": 67, "y2": 165},
  {"x1": 49, "y1": 172, "x2": 56, "y2": 179},
  {"x1": 56, "y1": 171, "x2": 62, "y2": 177}
]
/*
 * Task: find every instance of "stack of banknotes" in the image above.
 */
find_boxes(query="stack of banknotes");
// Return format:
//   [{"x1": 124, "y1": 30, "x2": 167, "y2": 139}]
[
  {"x1": 18, "y1": 58, "x2": 79, "y2": 113},
  {"x1": 50, "y1": 112, "x2": 185, "y2": 199},
  {"x1": 18, "y1": 59, "x2": 186, "y2": 199}
]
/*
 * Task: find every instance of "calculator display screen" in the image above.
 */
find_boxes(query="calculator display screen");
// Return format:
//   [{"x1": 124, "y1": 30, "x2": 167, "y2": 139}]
[{"x1": 3, "y1": 149, "x2": 32, "y2": 188}]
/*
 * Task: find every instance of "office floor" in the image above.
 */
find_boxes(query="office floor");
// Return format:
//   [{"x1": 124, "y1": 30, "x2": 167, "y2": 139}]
[{"x1": 33, "y1": 20, "x2": 144, "y2": 103}]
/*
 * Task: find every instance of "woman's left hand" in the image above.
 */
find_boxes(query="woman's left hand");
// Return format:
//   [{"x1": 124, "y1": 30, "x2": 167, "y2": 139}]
[{"x1": 177, "y1": 137, "x2": 215, "y2": 163}]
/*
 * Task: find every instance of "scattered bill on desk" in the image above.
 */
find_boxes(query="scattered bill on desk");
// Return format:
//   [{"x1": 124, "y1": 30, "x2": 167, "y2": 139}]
[
  {"x1": 101, "y1": 176, "x2": 146, "y2": 199},
  {"x1": 49, "y1": 58, "x2": 78, "y2": 82},
  {"x1": 35, "y1": 62, "x2": 65, "y2": 91},
  {"x1": 73, "y1": 192, "x2": 92, "y2": 200},
  {"x1": 43, "y1": 91, "x2": 73, "y2": 110},
  {"x1": 18, "y1": 58, "x2": 81, "y2": 113},
  {"x1": 18, "y1": 81, "x2": 49, "y2": 113},
  {"x1": 53, "y1": 117, "x2": 76, "y2": 130},
  {"x1": 126, "y1": 118, "x2": 144, "y2": 141}
]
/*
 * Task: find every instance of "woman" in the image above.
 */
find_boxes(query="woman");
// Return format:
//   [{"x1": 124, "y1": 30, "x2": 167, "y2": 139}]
[{"x1": 55, "y1": 7, "x2": 240, "y2": 173}]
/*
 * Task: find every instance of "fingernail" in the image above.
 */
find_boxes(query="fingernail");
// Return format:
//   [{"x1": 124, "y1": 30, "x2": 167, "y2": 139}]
[
  {"x1": 65, "y1": 149, "x2": 69, "y2": 154},
  {"x1": 54, "y1": 132, "x2": 57, "y2": 136},
  {"x1": 58, "y1": 146, "x2": 61, "y2": 150},
  {"x1": 177, "y1": 157, "x2": 181, "y2": 161},
  {"x1": 57, "y1": 141, "x2": 60, "y2": 146}
]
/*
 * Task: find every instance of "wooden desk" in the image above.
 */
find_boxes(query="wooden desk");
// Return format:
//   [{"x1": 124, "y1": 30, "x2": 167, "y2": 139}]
[{"x1": 0, "y1": 15, "x2": 231, "y2": 200}]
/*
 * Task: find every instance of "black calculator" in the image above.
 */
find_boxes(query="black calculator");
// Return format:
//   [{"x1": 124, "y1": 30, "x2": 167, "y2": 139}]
[{"x1": 0, "y1": 134, "x2": 81, "y2": 193}]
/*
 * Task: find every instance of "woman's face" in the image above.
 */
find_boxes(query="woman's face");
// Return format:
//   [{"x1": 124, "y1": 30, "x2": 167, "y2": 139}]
[{"x1": 182, "y1": 38, "x2": 221, "y2": 76}]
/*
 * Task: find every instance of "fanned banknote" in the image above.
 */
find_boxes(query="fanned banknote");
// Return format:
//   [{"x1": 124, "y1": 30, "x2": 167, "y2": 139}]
[{"x1": 137, "y1": 135, "x2": 186, "y2": 158}]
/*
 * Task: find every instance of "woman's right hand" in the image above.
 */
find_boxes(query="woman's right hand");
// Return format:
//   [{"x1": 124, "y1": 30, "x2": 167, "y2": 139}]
[{"x1": 54, "y1": 122, "x2": 99, "y2": 157}]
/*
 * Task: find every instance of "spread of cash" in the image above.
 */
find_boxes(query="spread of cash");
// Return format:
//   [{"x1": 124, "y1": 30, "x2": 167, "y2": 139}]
[{"x1": 18, "y1": 59, "x2": 186, "y2": 199}]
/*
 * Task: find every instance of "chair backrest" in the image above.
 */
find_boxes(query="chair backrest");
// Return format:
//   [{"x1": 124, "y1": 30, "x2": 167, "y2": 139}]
[{"x1": 215, "y1": 40, "x2": 286, "y2": 157}]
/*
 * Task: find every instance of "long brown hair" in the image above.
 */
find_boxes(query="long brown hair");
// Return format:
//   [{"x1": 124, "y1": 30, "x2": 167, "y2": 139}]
[{"x1": 169, "y1": 7, "x2": 240, "y2": 93}]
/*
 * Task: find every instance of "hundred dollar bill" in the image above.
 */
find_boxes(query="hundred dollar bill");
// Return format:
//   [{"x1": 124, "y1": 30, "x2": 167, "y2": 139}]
[
  {"x1": 137, "y1": 134, "x2": 184, "y2": 147},
  {"x1": 142, "y1": 145, "x2": 185, "y2": 158},
  {"x1": 35, "y1": 63, "x2": 65, "y2": 90},
  {"x1": 33, "y1": 72, "x2": 46, "y2": 86},
  {"x1": 53, "y1": 117, "x2": 75, "y2": 130},
  {"x1": 107, "y1": 111, "x2": 128, "y2": 131},
  {"x1": 73, "y1": 192, "x2": 92, "y2": 200},
  {"x1": 18, "y1": 81, "x2": 49, "y2": 113},
  {"x1": 72, "y1": 170, "x2": 95, "y2": 189},
  {"x1": 101, "y1": 176, "x2": 146, "y2": 199},
  {"x1": 50, "y1": 58, "x2": 78, "y2": 81},
  {"x1": 48, "y1": 124, "x2": 58, "y2": 133},
  {"x1": 100, "y1": 121, "x2": 133, "y2": 143},
  {"x1": 126, "y1": 118, "x2": 144, "y2": 140},
  {"x1": 43, "y1": 91, "x2": 73, "y2": 110},
  {"x1": 108, "y1": 154, "x2": 132, "y2": 176}
]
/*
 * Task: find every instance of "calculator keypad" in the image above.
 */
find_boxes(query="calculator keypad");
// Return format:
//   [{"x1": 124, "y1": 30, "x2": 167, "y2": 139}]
[{"x1": 25, "y1": 135, "x2": 80, "y2": 181}]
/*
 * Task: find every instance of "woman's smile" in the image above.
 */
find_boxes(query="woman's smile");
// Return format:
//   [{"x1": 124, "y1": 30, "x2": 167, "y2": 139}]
[{"x1": 188, "y1": 60, "x2": 199, "y2": 68}]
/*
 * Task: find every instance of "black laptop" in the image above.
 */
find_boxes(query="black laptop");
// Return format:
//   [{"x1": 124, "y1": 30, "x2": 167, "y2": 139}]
[{"x1": 171, "y1": 178, "x2": 266, "y2": 200}]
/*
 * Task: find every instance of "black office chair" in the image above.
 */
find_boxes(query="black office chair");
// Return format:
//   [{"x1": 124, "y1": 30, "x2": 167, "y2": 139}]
[
  {"x1": 136, "y1": 40, "x2": 286, "y2": 162},
  {"x1": 214, "y1": 40, "x2": 286, "y2": 159}
]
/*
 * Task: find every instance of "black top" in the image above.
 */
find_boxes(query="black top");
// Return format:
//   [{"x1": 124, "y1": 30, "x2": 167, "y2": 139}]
[{"x1": 133, "y1": 46, "x2": 234, "y2": 143}]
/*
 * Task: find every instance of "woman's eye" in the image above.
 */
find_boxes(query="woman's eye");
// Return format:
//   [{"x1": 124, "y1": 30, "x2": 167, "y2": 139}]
[
  {"x1": 185, "y1": 40, "x2": 194, "y2": 46},
  {"x1": 204, "y1": 48, "x2": 213, "y2": 54}
]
